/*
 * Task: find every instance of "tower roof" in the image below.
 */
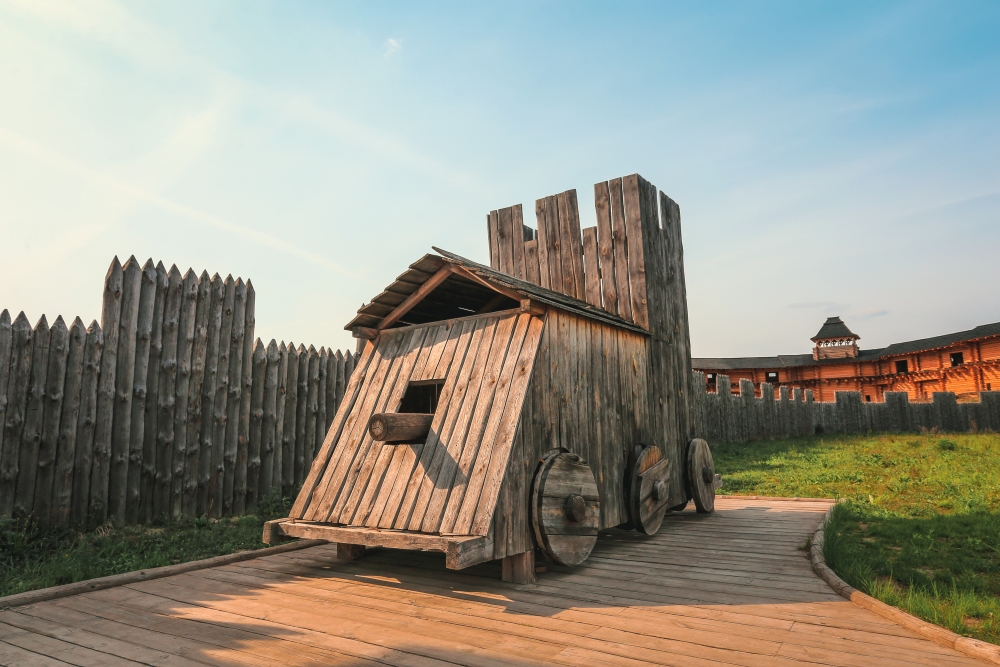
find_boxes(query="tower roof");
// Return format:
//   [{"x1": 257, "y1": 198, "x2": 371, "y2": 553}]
[{"x1": 811, "y1": 316, "x2": 858, "y2": 342}]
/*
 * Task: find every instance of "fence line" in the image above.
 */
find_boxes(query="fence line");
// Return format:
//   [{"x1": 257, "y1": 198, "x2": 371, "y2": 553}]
[
  {"x1": 690, "y1": 371, "x2": 1000, "y2": 443},
  {"x1": 0, "y1": 257, "x2": 356, "y2": 528}
]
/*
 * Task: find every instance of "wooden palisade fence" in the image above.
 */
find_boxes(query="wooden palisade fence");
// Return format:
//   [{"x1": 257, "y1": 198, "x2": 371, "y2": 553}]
[
  {"x1": 0, "y1": 257, "x2": 356, "y2": 528},
  {"x1": 691, "y1": 371, "x2": 1000, "y2": 443}
]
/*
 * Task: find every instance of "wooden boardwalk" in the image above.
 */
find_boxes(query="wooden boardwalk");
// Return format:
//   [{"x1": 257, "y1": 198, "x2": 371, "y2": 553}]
[{"x1": 0, "y1": 497, "x2": 987, "y2": 666}]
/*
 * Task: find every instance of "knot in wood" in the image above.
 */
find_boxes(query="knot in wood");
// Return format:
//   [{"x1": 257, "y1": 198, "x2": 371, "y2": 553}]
[
  {"x1": 369, "y1": 416, "x2": 387, "y2": 440},
  {"x1": 565, "y1": 494, "x2": 587, "y2": 523}
]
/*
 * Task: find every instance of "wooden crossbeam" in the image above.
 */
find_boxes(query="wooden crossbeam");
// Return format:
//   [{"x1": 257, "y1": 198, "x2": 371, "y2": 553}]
[{"x1": 378, "y1": 265, "x2": 455, "y2": 330}]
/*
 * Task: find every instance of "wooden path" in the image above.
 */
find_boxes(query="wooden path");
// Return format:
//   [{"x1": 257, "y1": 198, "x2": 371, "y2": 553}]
[{"x1": 0, "y1": 497, "x2": 987, "y2": 666}]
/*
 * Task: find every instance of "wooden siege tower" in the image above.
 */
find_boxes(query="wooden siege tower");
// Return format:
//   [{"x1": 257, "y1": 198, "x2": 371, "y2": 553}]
[{"x1": 264, "y1": 173, "x2": 719, "y2": 583}]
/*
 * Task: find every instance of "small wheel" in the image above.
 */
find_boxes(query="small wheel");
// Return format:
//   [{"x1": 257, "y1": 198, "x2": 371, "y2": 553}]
[
  {"x1": 531, "y1": 451, "x2": 600, "y2": 566},
  {"x1": 628, "y1": 445, "x2": 671, "y2": 535},
  {"x1": 687, "y1": 438, "x2": 716, "y2": 513}
]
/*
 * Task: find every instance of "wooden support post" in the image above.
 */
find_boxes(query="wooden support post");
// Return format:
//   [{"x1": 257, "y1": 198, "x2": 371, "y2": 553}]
[
  {"x1": 502, "y1": 550, "x2": 536, "y2": 584},
  {"x1": 337, "y1": 543, "x2": 366, "y2": 560}
]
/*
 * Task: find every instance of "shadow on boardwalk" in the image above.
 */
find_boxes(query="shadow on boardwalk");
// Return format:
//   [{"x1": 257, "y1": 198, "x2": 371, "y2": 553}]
[{"x1": 0, "y1": 498, "x2": 986, "y2": 666}]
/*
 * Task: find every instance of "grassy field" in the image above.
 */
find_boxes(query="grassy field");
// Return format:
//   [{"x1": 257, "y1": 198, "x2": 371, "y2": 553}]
[
  {"x1": 713, "y1": 432, "x2": 1000, "y2": 645},
  {"x1": 0, "y1": 492, "x2": 294, "y2": 598}
]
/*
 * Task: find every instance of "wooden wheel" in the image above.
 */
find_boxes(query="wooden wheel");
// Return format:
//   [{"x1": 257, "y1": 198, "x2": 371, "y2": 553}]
[
  {"x1": 531, "y1": 451, "x2": 600, "y2": 566},
  {"x1": 628, "y1": 445, "x2": 672, "y2": 535},
  {"x1": 687, "y1": 438, "x2": 716, "y2": 513}
]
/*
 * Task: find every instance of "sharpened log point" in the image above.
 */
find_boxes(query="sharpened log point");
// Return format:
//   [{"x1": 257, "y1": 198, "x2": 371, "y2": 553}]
[
  {"x1": 653, "y1": 480, "x2": 667, "y2": 502},
  {"x1": 565, "y1": 494, "x2": 587, "y2": 522}
]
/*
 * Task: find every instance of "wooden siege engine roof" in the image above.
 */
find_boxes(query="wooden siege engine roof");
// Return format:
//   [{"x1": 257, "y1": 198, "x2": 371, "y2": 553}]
[
  {"x1": 345, "y1": 249, "x2": 647, "y2": 335},
  {"x1": 291, "y1": 308, "x2": 545, "y2": 537}
]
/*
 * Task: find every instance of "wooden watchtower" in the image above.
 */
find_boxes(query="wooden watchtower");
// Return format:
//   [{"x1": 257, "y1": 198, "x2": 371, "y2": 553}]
[{"x1": 265, "y1": 173, "x2": 718, "y2": 583}]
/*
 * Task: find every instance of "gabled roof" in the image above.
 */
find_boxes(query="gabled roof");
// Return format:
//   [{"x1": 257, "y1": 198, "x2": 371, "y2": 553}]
[
  {"x1": 811, "y1": 316, "x2": 858, "y2": 342},
  {"x1": 345, "y1": 249, "x2": 648, "y2": 334}
]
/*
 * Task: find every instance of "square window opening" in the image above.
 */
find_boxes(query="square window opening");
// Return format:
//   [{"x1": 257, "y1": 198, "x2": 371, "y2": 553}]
[
  {"x1": 766, "y1": 372, "x2": 778, "y2": 383},
  {"x1": 895, "y1": 360, "x2": 908, "y2": 374},
  {"x1": 950, "y1": 352, "x2": 964, "y2": 367},
  {"x1": 399, "y1": 379, "x2": 445, "y2": 414},
  {"x1": 865, "y1": 395, "x2": 871, "y2": 403}
]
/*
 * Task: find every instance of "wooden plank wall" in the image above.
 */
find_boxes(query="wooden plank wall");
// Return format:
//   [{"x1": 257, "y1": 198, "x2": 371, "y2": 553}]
[
  {"x1": 689, "y1": 371, "x2": 1000, "y2": 443},
  {"x1": 0, "y1": 257, "x2": 357, "y2": 528},
  {"x1": 291, "y1": 309, "x2": 545, "y2": 541},
  {"x1": 491, "y1": 308, "x2": 650, "y2": 560}
]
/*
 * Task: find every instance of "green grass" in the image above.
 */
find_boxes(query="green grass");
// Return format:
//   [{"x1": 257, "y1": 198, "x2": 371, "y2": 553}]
[
  {"x1": 0, "y1": 491, "x2": 294, "y2": 598},
  {"x1": 714, "y1": 433, "x2": 1000, "y2": 645}
]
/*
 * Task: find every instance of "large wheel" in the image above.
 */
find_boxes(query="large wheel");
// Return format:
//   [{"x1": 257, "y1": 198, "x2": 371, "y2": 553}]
[
  {"x1": 628, "y1": 445, "x2": 672, "y2": 535},
  {"x1": 687, "y1": 438, "x2": 716, "y2": 513},
  {"x1": 531, "y1": 451, "x2": 600, "y2": 566}
]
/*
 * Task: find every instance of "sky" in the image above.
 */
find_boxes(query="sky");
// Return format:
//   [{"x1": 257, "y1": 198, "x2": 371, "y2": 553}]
[{"x1": 0, "y1": 0, "x2": 998, "y2": 358}]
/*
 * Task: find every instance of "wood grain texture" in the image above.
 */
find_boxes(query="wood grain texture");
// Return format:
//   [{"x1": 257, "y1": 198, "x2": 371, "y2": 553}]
[
  {"x1": 108, "y1": 257, "x2": 142, "y2": 524},
  {"x1": 0, "y1": 313, "x2": 32, "y2": 518},
  {"x1": 279, "y1": 342, "x2": 298, "y2": 496},
  {"x1": 258, "y1": 339, "x2": 280, "y2": 502},
  {"x1": 234, "y1": 281, "x2": 255, "y2": 516},
  {"x1": 524, "y1": 239, "x2": 541, "y2": 286},
  {"x1": 608, "y1": 178, "x2": 633, "y2": 323},
  {"x1": 511, "y1": 204, "x2": 526, "y2": 280},
  {"x1": 556, "y1": 189, "x2": 585, "y2": 300},
  {"x1": 90, "y1": 257, "x2": 123, "y2": 525},
  {"x1": 16, "y1": 315, "x2": 50, "y2": 518},
  {"x1": 70, "y1": 321, "x2": 101, "y2": 527},
  {"x1": 153, "y1": 265, "x2": 182, "y2": 520},
  {"x1": 33, "y1": 316, "x2": 69, "y2": 523},
  {"x1": 195, "y1": 273, "x2": 224, "y2": 517},
  {"x1": 169, "y1": 269, "x2": 198, "y2": 519},
  {"x1": 245, "y1": 339, "x2": 266, "y2": 513},
  {"x1": 51, "y1": 317, "x2": 86, "y2": 527},
  {"x1": 139, "y1": 262, "x2": 167, "y2": 523},
  {"x1": 594, "y1": 180, "x2": 619, "y2": 316},
  {"x1": 181, "y1": 271, "x2": 211, "y2": 518},
  {"x1": 207, "y1": 276, "x2": 235, "y2": 517},
  {"x1": 581, "y1": 226, "x2": 602, "y2": 308},
  {"x1": 221, "y1": 279, "x2": 247, "y2": 516},
  {"x1": 124, "y1": 260, "x2": 157, "y2": 524}
]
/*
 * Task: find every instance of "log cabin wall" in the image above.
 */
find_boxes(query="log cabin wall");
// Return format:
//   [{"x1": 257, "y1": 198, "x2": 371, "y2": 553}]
[
  {"x1": 490, "y1": 308, "x2": 650, "y2": 560},
  {"x1": 0, "y1": 257, "x2": 357, "y2": 528},
  {"x1": 694, "y1": 323, "x2": 1000, "y2": 403}
]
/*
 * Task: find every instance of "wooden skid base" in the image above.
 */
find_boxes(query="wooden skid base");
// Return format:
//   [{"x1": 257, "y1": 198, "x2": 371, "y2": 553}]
[{"x1": 263, "y1": 519, "x2": 493, "y2": 570}]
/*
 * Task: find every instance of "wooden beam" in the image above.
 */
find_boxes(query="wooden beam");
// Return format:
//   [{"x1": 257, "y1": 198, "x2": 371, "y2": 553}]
[
  {"x1": 368, "y1": 412, "x2": 433, "y2": 442},
  {"x1": 519, "y1": 299, "x2": 546, "y2": 317},
  {"x1": 378, "y1": 265, "x2": 455, "y2": 330},
  {"x1": 448, "y1": 265, "x2": 524, "y2": 304},
  {"x1": 352, "y1": 327, "x2": 379, "y2": 340},
  {"x1": 501, "y1": 550, "x2": 536, "y2": 584}
]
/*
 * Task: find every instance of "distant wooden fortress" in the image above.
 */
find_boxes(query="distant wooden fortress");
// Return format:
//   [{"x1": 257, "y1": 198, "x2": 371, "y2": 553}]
[
  {"x1": 694, "y1": 316, "x2": 1000, "y2": 402},
  {"x1": 267, "y1": 174, "x2": 718, "y2": 583}
]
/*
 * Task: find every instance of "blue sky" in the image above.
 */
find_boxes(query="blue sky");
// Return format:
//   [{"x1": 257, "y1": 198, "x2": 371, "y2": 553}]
[{"x1": 0, "y1": 1, "x2": 997, "y2": 357}]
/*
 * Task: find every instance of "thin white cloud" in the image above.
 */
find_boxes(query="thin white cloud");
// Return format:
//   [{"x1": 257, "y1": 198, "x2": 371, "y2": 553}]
[
  {"x1": 856, "y1": 308, "x2": 889, "y2": 320},
  {"x1": 383, "y1": 37, "x2": 402, "y2": 58},
  {"x1": 0, "y1": 126, "x2": 367, "y2": 282}
]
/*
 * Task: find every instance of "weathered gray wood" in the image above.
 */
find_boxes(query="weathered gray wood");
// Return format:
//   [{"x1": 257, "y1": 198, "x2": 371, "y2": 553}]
[
  {"x1": 221, "y1": 278, "x2": 247, "y2": 517},
  {"x1": 688, "y1": 438, "x2": 716, "y2": 513},
  {"x1": 246, "y1": 339, "x2": 266, "y2": 513},
  {"x1": 304, "y1": 345, "x2": 320, "y2": 470},
  {"x1": 557, "y1": 189, "x2": 585, "y2": 300},
  {"x1": 51, "y1": 317, "x2": 86, "y2": 527},
  {"x1": 196, "y1": 273, "x2": 225, "y2": 516},
  {"x1": 33, "y1": 316, "x2": 69, "y2": 522},
  {"x1": 497, "y1": 206, "x2": 514, "y2": 275},
  {"x1": 334, "y1": 349, "x2": 346, "y2": 411},
  {"x1": 280, "y1": 342, "x2": 299, "y2": 496},
  {"x1": 90, "y1": 257, "x2": 123, "y2": 525},
  {"x1": 368, "y1": 412, "x2": 433, "y2": 442},
  {"x1": 108, "y1": 256, "x2": 142, "y2": 524},
  {"x1": 593, "y1": 181, "x2": 618, "y2": 316},
  {"x1": 154, "y1": 266, "x2": 182, "y2": 519},
  {"x1": 70, "y1": 322, "x2": 101, "y2": 527},
  {"x1": 15, "y1": 316, "x2": 51, "y2": 518},
  {"x1": 531, "y1": 451, "x2": 599, "y2": 566},
  {"x1": 322, "y1": 347, "x2": 333, "y2": 432},
  {"x1": 523, "y1": 239, "x2": 541, "y2": 287},
  {"x1": 294, "y1": 344, "x2": 309, "y2": 487},
  {"x1": 272, "y1": 342, "x2": 288, "y2": 494},
  {"x1": 511, "y1": 204, "x2": 526, "y2": 280},
  {"x1": 208, "y1": 275, "x2": 235, "y2": 518},
  {"x1": 181, "y1": 270, "x2": 211, "y2": 518},
  {"x1": 233, "y1": 280, "x2": 255, "y2": 516},
  {"x1": 124, "y1": 260, "x2": 156, "y2": 524},
  {"x1": 501, "y1": 550, "x2": 535, "y2": 584},
  {"x1": 621, "y1": 175, "x2": 649, "y2": 330},
  {"x1": 0, "y1": 310, "x2": 12, "y2": 515},
  {"x1": 487, "y1": 211, "x2": 500, "y2": 270},
  {"x1": 258, "y1": 340, "x2": 280, "y2": 502},
  {"x1": 316, "y1": 347, "x2": 328, "y2": 459},
  {"x1": 169, "y1": 269, "x2": 199, "y2": 519},
  {"x1": 139, "y1": 262, "x2": 167, "y2": 523},
  {"x1": 534, "y1": 196, "x2": 554, "y2": 290},
  {"x1": 581, "y1": 226, "x2": 602, "y2": 308}
]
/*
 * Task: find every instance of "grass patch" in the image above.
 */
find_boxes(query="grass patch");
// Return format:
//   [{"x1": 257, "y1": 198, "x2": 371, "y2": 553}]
[
  {"x1": 714, "y1": 432, "x2": 1000, "y2": 645},
  {"x1": 0, "y1": 491, "x2": 294, "y2": 598}
]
